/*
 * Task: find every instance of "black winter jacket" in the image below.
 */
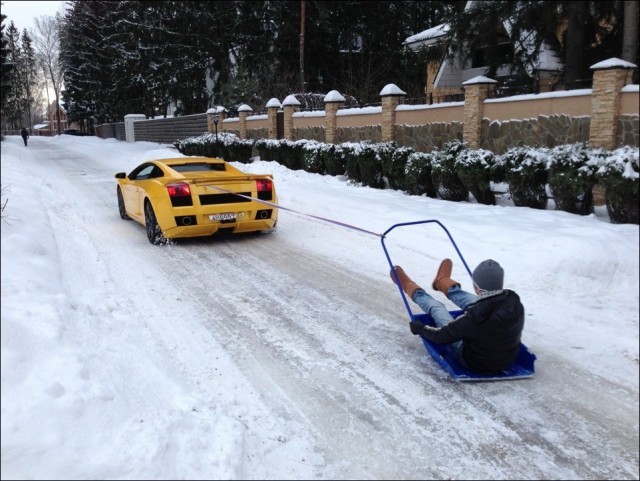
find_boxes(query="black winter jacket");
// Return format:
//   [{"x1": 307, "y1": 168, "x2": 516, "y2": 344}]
[{"x1": 417, "y1": 290, "x2": 524, "y2": 373}]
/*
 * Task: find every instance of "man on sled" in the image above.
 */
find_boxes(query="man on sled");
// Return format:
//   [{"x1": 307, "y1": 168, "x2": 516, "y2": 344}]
[{"x1": 391, "y1": 259, "x2": 525, "y2": 374}]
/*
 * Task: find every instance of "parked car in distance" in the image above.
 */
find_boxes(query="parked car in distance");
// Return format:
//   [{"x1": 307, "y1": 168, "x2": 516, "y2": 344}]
[
  {"x1": 62, "y1": 129, "x2": 92, "y2": 136},
  {"x1": 115, "y1": 157, "x2": 278, "y2": 244}
]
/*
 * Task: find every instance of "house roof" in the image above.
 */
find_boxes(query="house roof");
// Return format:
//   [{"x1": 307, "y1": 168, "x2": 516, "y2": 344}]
[
  {"x1": 404, "y1": 0, "x2": 562, "y2": 88},
  {"x1": 502, "y1": 19, "x2": 562, "y2": 73},
  {"x1": 403, "y1": 23, "x2": 449, "y2": 47},
  {"x1": 49, "y1": 101, "x2": 66, "y2": 114}
]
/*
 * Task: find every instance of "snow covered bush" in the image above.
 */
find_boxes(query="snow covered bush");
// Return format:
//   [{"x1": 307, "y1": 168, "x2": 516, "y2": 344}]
[
  {"x1": 254, "y1": 139, "x2": 305, "y2": 170},
  {"x1": 454, "y1": 148, "x2": 496, "y2": 205},
  {"x1": 177, "y1": 132, "x2": 636, "y2": 224},
  {"x1": 381, "y1": 144, "x2": 413, "y2": 190},
  {"x1": 431, "y1": 140, "x2": 469, "y2": 202},
  {"x1": 547, "y1": 143, "x2": 598, "y2": 215},
  {"x1": 494, "y1": 146, "x2": 549, "y2": 209},
  {"x1": 404, "y1": 151, "x2": 437, "y2": 198},
  {"x1": 277, "y1": 140, "x2": 306, "y2": 170},
  {"x1": 301, "y1": 140, "x2": 326, "y2": 174},
  {"x1": 596, "y1": 145, "x2": 639, "y2": 224},
  {"x1": 174, "y1": 132, "x2": 254, "y2": 163},
  {"x1": 341, "y1": 141, "x2": 386, "y2": 188},
  {"x1": 322, "y1": 144, "x2": 347, "y2": 176},
  {"x1": 254, "y1": 139, "x2": 280, "y2": 163}
]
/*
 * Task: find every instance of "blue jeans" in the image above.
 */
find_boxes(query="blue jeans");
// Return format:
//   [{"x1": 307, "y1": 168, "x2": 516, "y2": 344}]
[{"x1": 411, "y1": 285, "x2": 478, "y2": 365}]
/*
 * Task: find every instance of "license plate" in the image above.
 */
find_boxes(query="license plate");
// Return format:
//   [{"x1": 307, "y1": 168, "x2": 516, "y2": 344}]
[{"x1": 209, "y1": 212, "x2": 242, "y2": 221}]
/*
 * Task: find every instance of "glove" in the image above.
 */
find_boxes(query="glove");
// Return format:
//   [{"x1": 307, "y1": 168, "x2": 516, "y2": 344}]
[{"x1": 409, "y1": 320, "x2": 426, "y2": 336}]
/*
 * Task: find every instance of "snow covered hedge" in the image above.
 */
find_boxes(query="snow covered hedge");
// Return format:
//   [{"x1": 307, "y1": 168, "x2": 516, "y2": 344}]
[
  {"x1": 494, "y1": 146, "x2": 550, "y2": 209},
  {"x1": 431, "y1": 140, "x2": 470, "y2": 202},
  {"x1": 174, "y1": 132, "x2": 253, "y2": 163},
  {"x1": 174, "y1": 134, "x2": 639, "y2": 224},
  {"x1": 597, "y1": 145, "x2": 639, "y2": 223}
]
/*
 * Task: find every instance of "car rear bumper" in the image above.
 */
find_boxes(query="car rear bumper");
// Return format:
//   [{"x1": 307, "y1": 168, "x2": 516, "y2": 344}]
[{"x1": 163, "y1": 216, "x2": 277, "y2": 239}]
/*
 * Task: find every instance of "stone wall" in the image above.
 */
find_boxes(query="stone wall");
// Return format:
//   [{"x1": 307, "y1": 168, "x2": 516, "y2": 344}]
[
  {"x1": 246, "y1": 127, "x2": 269, "y2": 141},
  {"x1": 395, "y1": 122, "x2": 464, "y2": 152},
  {"x1": 291, "y1": 126, "x2": 325, "y2": 142},
  {"x1": 335, "y1": 125, "x2": 381, "y2": 144},
  {"x1": 618, "y1": 115, "x2": 639, "y2": 146},
  {"x1": 481, "y1": 115, "x2": 591, "y2": 153}
]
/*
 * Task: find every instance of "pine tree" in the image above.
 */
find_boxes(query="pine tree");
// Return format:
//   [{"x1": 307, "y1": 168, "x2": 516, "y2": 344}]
[
  {"x1": 5, "y1": 21, "x2": 23, "y2": 130},
  {"x1": 1, "y1": 15, "x2": 14, "y2": 126},
  {"x1": 54, "y1": 0, "x2": 633, "y2": 125},
  {"x1": 20, "y1": 29, "x2": 38, "y2": 130}
]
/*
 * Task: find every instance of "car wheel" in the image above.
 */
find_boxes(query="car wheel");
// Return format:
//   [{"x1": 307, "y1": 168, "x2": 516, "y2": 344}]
[
  {"x1": 144, "y1": 201, "x2": 166, "y2": 245},
  {"x1": 117, "y1": 187, "x2": 130, "y2": 220}
]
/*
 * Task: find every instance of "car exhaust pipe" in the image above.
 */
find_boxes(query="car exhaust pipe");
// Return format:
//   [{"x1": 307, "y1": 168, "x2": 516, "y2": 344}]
[
  {"x1": 256, "y1": 209, "x2": 272, "y2": 220},
  {"x1": 175, "y1": 215, "x2": 196, "y2": 226}
]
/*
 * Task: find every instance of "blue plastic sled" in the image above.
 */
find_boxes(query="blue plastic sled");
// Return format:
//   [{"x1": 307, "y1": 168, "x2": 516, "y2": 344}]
[{"x1": 382, "y1": 220, "x2": 537, "y2": 382}]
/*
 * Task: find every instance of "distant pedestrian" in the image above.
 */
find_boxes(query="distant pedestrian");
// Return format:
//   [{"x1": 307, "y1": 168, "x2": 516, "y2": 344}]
[{"x1": 20, "y1": 127, "x2": 29, "y2": 146}]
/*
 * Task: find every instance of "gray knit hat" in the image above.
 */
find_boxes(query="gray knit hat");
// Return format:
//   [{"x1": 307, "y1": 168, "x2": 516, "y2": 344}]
[{"x1": 472, "y1": 259, "x2": 504, "y2": 291}]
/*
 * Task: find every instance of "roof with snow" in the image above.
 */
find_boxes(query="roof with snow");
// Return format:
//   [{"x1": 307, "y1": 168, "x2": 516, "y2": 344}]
[
  {"x1": 591, "y1": 58, "x2": 638, "y2": 70},
  {"x1": 404, "y1": 0, "x2": 562, "y2": 75},
  {"x1": 403, "y1": 23, "x2": 449, "y2": 46}
]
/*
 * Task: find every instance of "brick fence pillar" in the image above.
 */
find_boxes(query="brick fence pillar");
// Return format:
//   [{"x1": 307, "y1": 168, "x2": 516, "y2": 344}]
[
  {"x1": 237, "y1": 104, "x2": 253, "y2": 140},
  {"x1": 589, "y1": 58, "x2": 638, "y2": 150},
  {"x1": 462, "y1": 76, "x2": 496, "y2": 149},
  {"x1": 266, "y1": 98, "x2": 281, "y2": 140},
  {"x1": 282, "y1": 94, "x2": 301, "y2": 140},
  {"x1": 380, "y1": 84, "x2": 406, "y2": 142},
  {"x1": 324, "y1": 90, "x2": 345, "y2": 144}
]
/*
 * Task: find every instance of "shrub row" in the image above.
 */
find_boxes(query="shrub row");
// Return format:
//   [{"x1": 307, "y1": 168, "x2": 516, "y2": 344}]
[
  {"x1": 175, "y1": 134, "x2": 639, "y2": 224},
  {"x1": 175, "y1": 132, "x2": 254, "y2": 164}
]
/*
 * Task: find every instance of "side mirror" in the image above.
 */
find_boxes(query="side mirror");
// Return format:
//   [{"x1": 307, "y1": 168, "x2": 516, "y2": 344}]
[{"x1": 115, "y1": 172, "x2": 126, "y2": 179}]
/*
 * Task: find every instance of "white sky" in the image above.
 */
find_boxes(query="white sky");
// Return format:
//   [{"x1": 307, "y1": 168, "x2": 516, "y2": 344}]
[
  {"x1": 1, "y1": 0, "x2": 67, "y2": 33},
  {"x1": 1, "y1": 134, "x2": 639, "y2": 479}
]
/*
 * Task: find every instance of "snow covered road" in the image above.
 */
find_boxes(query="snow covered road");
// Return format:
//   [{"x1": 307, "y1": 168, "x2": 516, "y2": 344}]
[{"x1": 2, "y1": 136, "x2": 638, "y2": 479}]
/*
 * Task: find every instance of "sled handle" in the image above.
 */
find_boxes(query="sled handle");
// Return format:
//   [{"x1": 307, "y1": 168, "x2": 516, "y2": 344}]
[{"x1": 381, "y1": 219, "x2": 474, "y2": 321}]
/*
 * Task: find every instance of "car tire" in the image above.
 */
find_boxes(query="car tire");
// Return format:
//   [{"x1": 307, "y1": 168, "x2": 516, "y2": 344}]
[
  {"x1": 144, "y1": 201, "x2": 166, "y2": 245},
  {"x1": 117, "y1": 187, "x2": 130, "y2": 220}
]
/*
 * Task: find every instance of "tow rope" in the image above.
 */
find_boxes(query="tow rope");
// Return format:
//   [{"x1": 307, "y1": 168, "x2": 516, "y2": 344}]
[{"x1": 205, "y1": 184, "x2": 383, "y2": 238}]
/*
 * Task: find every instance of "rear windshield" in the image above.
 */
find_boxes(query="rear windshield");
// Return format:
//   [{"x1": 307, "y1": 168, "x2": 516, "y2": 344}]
[{"x1": 171, "y1": 163, "x2": 226, "y2": 172}]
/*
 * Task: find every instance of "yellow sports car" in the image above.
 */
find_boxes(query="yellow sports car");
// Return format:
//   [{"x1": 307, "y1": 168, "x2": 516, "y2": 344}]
[{"x1": 115, "y1": 157, "x2": 278, "y2": 244}]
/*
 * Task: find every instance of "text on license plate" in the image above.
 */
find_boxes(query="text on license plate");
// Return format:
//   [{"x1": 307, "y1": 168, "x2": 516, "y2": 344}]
[{"x1": 209, "y1": 212, "x2": 244, "y2": 221}]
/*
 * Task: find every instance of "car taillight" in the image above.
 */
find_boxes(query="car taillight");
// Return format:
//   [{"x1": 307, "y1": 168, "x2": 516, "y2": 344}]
[
  {"x1": 167, "y1": 182, "x2": 191, "y2": 197},
  {"x1": 256, "y1": 179, "x2": 272, "y2": 191}
]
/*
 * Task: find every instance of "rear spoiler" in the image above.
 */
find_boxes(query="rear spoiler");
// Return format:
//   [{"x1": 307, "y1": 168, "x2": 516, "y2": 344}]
[{"x1": 191, "y1": 174, "x2": 273, "y2": 185}]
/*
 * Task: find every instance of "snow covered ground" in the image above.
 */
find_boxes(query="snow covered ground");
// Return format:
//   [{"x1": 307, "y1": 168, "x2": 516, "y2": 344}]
[{"x1": 1, "y1": 135, "x2": 638, "y2": 479}]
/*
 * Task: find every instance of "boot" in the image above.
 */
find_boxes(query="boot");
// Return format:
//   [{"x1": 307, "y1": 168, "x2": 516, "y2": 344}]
[
  {"x1": 431, "y1": 258, "x2": 460, "y2": 297},
  {"x1": 390, "y1": 266, "x2": 422, "y2": 299}
]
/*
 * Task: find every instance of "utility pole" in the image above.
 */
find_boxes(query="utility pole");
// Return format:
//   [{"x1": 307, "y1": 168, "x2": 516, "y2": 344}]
[
  {"x1": 25, "y1": 55, "x2": 33, "y2": 132},
  {"x1": 622, "y1": 1, "x2": 639, "y2": 67},
  {"x1": 300, "y1": 0, "x2": 306, "y2": 93},
  {"x1": 42, "y1": 61, "x2": 51, "y2": 135}
]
